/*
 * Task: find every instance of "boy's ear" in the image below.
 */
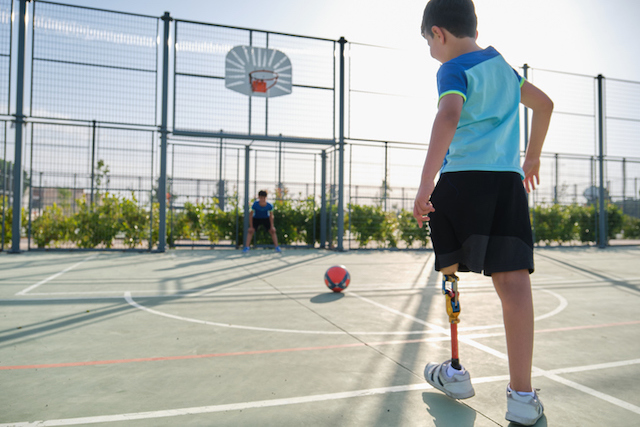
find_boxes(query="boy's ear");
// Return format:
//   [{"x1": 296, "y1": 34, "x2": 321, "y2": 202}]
[{"x1": 431, "y1": 26, "x2": 445, "y2": 43}]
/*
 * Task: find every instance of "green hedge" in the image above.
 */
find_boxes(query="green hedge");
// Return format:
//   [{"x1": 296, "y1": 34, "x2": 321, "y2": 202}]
[
  {"x1": 347, "y1": 204, "x2": 430, "y2": 248},
  {"x1": 29, "y1": 193, "x2": 154, "y2": 249},
  {"x1": 531, "y1": 203, "x2": 627, "y2": 245},
  {"x1": 5, "y1": 191, "x2": 640, "y2": 249},
  {"x1": 171, "y1": 198, "x2": 240, "y2": 245},
  {"x1": 1, "y1": 196, "x2": 28, "y2": 245}
]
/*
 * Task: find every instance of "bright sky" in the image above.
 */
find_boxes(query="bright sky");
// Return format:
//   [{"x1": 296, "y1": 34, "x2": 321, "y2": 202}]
[
  {"x1": 15, "y1": 0, "x2": 640, "y2": 204},
  {"x1": 60, "y1": 0, "x2": 640, "y2": 81}
]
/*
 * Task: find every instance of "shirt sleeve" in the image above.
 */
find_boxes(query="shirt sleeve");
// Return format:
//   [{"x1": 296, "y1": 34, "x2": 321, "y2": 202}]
[
  {"x1": 437, "y1": 62, "x2": 468, "y2": 105},
  {"x1": 512, "y1": 68, "x2": 525, "y2": 88}
]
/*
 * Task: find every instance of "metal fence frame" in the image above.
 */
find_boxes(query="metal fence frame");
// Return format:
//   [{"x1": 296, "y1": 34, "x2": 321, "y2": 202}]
[{"x1": 3, "y1": 0, "x2": 640, "y2": 253}]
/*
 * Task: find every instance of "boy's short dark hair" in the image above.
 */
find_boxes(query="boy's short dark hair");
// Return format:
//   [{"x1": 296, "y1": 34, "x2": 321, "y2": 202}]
[
  {"x1": 421, "y1": 0, "x2": 477, "y2": 39},
  {"x1": 258, "y1": 190, "x2": 267, "y2": 197}
]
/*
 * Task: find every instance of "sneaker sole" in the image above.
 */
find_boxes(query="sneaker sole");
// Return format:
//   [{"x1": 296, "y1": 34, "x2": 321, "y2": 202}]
[
  {"x1": 424, "y1": 366, "x2": 475, "y2": 400},
  {"x1": 505, "y1": 412, "x2": 543, "y2": 426}
]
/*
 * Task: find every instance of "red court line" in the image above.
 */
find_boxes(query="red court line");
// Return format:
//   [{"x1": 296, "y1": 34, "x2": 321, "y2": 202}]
[
  {"x1": 3, "y1": 320, "x2": 639, "y2": 371},
  {"x1": 0, "y1": 343, "x2": 367, "y2": 371}
]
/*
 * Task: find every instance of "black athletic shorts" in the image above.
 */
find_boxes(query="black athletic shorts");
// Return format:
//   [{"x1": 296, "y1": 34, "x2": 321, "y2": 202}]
[
  {"x1": 429, "y1": 171, "x2": 534, "y2": 276},
  {"x1": 252, "y1": 217, "x2": 271, "y2": 231}
]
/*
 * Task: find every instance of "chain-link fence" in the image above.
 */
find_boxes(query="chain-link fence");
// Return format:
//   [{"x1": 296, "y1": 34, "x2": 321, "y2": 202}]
[
  {"x1": 0, "y1": 0, "x2": 13, "y2": 251},
  {"x1": 14, "y1": 2, "x2": 160, "y2": 250},
  {"x1": 527, "y1": 69, "x2": 640, "y2": 245},
  {"x1": 173, "y1": 20, "x2": 336, "y2": 141},
  {"x1": 166, "y1": 18, "x2": 338, "y2": 250},
  {"x1": 23, "y1": 122, "x2": 157, "y2": 249},
  {"x1": 163, "y1": 138, "x2": 334, "y2": 249},
  {"x1": 605, "y1": 77, "x2": 640, "y2": 221},
  {"x1": 342, "y1": 48, "x2": 640, "y2": 249},
  {"x1": 1, "y1": 121, "x2": 13, "y2": 251},
  {"x1": 3, "y1": 0, "x2": 640, "y2": 252},
  {"x1": 31, "y1": 1, "x2": 159, "y2": 125}
]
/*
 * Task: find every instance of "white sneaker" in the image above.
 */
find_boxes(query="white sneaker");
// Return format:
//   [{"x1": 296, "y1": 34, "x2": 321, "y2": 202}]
[
  {"x1": 424, "y1": 360, "x2": 475, "y2": 399},
  {"x1": 506, "y1": 386, "x2": 544, "y2": 426}
]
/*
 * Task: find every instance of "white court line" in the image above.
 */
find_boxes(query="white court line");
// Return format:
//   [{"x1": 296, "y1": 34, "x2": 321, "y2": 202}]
[
  {"x1": 0, "y1": 383, "x2": 435, "y2": 427},
  {"x1": 354, "y1": 295, "x2": 640, "y2": 417},
  {"x1": 351, "y1": 287, "x2": 568, "y2": 334},
  {"x1": 15, "y1": 282, "x2": 575, "y2": 299},
  {"x1": 543, "y1": 373, "x2": 640, "y2": 415},
  {"x1": 531, "y1": 287, "x2": 569, "y2": 321},
  {"x1": 124, "y1": 292, "x2": 441, "y2": 336},
  {"x1": 456, "y1": 287, "x2": 569, "y2": 332},
  {"x1": 3, "y1": 358, "x2": 640, "y2": 427},
  {"x1": 350, "y1": 292, "x2": 448, "y2": 333},
  {"x1": 15, "y1": 255, "x2": 99, "y2": 296},
  {"x1": 123, "y1": 283, "x2": 568, "y2": 336}
]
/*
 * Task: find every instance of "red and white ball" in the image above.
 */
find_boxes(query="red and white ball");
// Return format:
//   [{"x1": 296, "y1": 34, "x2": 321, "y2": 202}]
[{"x1": 324, "y1": 265, "x2": 350, "y2": 293}]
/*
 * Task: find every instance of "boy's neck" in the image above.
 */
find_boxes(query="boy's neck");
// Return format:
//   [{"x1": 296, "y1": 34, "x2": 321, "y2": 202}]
[{"x1": 443, "y1": 37, "x2": 482, "y2": 63}]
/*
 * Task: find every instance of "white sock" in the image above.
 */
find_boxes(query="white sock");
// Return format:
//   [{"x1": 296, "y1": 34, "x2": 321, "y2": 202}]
[
  {"x1": 508, "y1": 384, "x2": 535, "y2": 397},
  {"x1": 446, "y1": 364, "x2": 465, "y2": 377}
]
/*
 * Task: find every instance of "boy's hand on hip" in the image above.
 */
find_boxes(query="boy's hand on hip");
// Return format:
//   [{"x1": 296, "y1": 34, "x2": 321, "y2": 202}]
[{"x1": 413, "y1": 182, "x2": 435, "y2": 228}]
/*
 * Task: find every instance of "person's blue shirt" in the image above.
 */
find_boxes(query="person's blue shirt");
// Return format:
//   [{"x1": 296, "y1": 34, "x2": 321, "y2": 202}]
[
  {"x1": 436, "y1": 46, "x2": 525, "y2": 177},
  {"x1": 251, "y1": 201, "x2": 273, "y2": 219}
]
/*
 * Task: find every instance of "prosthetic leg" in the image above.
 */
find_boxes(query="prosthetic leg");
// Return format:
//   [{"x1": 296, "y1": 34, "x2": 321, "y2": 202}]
[
  {"x1": 424, "y1": 272, "x2": 474, "y2": 399},
  {"x1": 442, "y1": 273, "x2": 461, "y2": 370}
]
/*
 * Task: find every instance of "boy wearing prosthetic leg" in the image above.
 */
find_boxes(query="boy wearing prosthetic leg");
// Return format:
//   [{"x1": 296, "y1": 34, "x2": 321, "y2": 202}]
[{"x1": 413, "y1": 1, "x2": 553, "y2": 425}]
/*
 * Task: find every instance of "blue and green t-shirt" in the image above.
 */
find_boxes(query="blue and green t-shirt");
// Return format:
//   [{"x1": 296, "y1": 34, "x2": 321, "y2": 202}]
[
  {"x1": 251, "y1": 201, "x2": 273, "y2": 219},
  {"x1": 436, "y1": 46, "x2": 525, "y2": 177}
]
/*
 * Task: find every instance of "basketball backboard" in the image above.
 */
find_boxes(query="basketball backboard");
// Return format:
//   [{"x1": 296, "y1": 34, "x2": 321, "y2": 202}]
[{"x1": 225, "y1": 46, "x2": 292, "y2": 98}]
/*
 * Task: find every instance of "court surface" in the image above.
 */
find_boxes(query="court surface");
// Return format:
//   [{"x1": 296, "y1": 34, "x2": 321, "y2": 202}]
[{"x1": 1, "y1": 246, "x2": 639, "y2": 426}]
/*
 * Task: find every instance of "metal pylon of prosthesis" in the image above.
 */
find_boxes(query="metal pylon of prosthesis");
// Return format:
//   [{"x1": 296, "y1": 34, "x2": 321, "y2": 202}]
[{"x1": 442, "y1": 273, "x2": 461, "y2": 370}]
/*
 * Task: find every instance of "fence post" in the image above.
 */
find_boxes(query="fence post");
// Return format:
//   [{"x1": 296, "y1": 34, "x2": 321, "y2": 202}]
[
  {"x1": 90, "y1": 120, "x2": 96, "y2": 206},
  {"x1": 235, "y1": 149, "x2": 240, "y2": 246},
  {"x1": 320, "y1": 150, "x2": 327, "y2": 248},
  {"x1": 384, "y1": 141, "x2": 388, "y2": 211},
  {"x1": 591, "y1": 156, "x2": 598, "y2": 243},
  {"x1": 218, "y1": 138, "x2": 224, "y2": 210},
  {"x1": 337, "y1": 37, "x2": 347, "y2": 251},
  {"x1": 622, "y1": 158, "x2": 626, "y2": 214},
  {"x1": 10, "y1": 0, "x2": 27, "y2": 253},
  {"x1": 148, "y1": 132, "x2": 155, "y2": 250},
  {"x1": 158, "y1": 12, "x2": 172, "y2": 252},
  {"x1": 278, "y1": 137, "x2": 283, "y2": 199},
  {"x1": 2, "y1": 124, "x2": 7, "y2": 250},
  {"x1": 27, "y1": 125, "x2": 34, "y2": 250},
  {"x1": 244, "y1": 145, "x2": 251, "y2": 249},
  {"x1": 596, "y1": 74, "x2": 606, "y2": 248}
]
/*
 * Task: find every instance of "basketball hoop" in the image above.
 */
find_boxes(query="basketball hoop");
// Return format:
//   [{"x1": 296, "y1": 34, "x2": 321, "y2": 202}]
[
  {"x1": 225, "y1": 46, "x2": 292, "y2": 98},
  {"x1": 249, "y1": 70, "x2": 279, "y2": 93}
]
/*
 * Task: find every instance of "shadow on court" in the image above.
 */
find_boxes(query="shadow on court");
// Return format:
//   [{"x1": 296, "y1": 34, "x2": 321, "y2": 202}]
[{"x1": 0, "y1": 247, "x2": 639, "y2": 426}]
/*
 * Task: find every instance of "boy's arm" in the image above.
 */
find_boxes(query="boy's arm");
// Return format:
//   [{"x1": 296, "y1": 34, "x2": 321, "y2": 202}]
[
  {"x1": 269, "y1": 210, "x2": 275, "y2": 228},
  {"x1": 521, "y1": 81, "x2": 553, "y2": 192},
  {"x1": 413, "y1": 94, "x2": 463, "y2": 228}
]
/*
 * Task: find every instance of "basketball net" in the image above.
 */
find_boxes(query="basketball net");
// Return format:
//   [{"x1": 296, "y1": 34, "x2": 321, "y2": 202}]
[{"x1": 249, "y1": 70, "x2": 278, "y2": 94}]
